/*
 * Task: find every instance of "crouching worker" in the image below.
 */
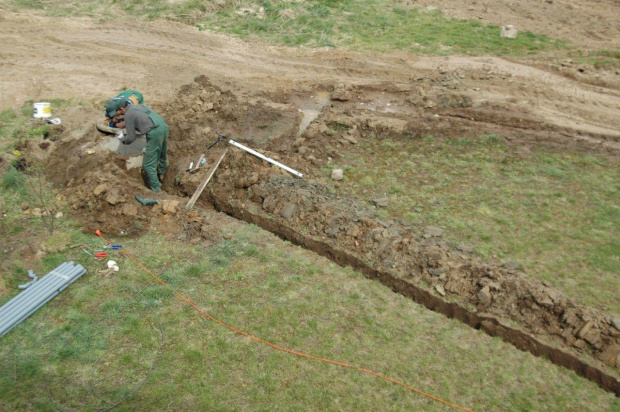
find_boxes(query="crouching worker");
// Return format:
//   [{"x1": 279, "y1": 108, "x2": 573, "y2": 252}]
[
  {"x1": 104, "y1": 90, "x2": 144, "y2": 128},
  {"x1": 108, "y1": 100, "x2": 169, "y2": 192}
]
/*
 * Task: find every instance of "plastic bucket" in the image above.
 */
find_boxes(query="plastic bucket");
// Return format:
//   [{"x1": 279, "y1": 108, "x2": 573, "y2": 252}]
[{"x1": 33, "y1": 102, "x2": 52, "y2": 118}]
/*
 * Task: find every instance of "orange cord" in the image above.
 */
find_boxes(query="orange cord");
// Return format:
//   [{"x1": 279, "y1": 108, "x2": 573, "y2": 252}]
[{"x1": 96, "y1": 230, "x2": 474, "y2": 412}]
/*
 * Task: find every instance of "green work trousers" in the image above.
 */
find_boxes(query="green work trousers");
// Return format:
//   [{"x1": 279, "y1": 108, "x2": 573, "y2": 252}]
[{"x1": 143, "y1": 124, "x2": 168, "y2": 192}]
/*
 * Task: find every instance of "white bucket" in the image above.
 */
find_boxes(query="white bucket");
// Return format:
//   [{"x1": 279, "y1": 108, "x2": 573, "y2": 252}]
[{"x1": 33, "y1": 102, "x2": 52, "y2": 118}]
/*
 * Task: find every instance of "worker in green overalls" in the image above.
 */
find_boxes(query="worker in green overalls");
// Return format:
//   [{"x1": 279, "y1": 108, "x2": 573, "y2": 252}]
[
  {"x1": 108, "y1": 100, "x2": 168, "y2": 192},
  {"x1": 104, "y1": 90, "x2": 144, "y2": 128}
]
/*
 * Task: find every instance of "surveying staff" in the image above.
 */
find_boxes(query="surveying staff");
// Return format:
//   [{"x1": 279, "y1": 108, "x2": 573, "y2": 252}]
[
  {"x1": 108, "y1": 100, "x2": 168, "y2": 192},
  {"x1": 104, "y1": 90, "x2": 144, "y2": 128}
]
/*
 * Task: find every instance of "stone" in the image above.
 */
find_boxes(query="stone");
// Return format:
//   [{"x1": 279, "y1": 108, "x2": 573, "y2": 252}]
[
  {"x1": 429, "y1": 268, "x2": 446, "y2": 277},
  {"x1": 202, "y1": 126, "x2": 212, "y2": 136},
  {"x1": 478, "y1": 286, "x2": 492, "y2": 304},
  {"x1": 121, "y1": 203, "x2": 138, "y2": 217},
  {"x1": 105, "y1": 189, "x2": 123, "y2": 205},
  {"x1": 331, "y1": 169, "x2": 344, "y2": 180},
  {"x1": 161, "y1": 200, "x2": 180, "y2": 214},
  {"x1": 373, "y1": 197, "x2": 389, "y2": 208},
  {"x1": 423, "y1": 226, "x2": 443, "y2": 238},
  {"x1": 343, "y1": 134, "x2": 358, "y2": 144},
  {"x1": 280, "y1": 202, "x2": 298, "y2": 219},
  {"x1": 93, "y1": 184, "x2": 108, "y2": 196},
  {"x1": 325, "y1": 226, "x2": 340, "y2": 238},
  {"x1": 488, "y1": 281, "x2": 501, "y2": 291},
  {"x1": 435, "y1": 284, "x2": 446, "y2": 296},
  {"x1": 457, "y1": 244, "x2": 473, "y2": 253},
  {"x1": 263, "y1": 197, "x2": 278, "y2": 213},
  {"x1": 578, "y1": 320, "x2": 600, "y2": 344},
  {"x1": 332, "y1": 87, "x2": 353, "y2": 101},
  {"x1": 501, "y1": 25, "x2": 518, "y2": 39}
]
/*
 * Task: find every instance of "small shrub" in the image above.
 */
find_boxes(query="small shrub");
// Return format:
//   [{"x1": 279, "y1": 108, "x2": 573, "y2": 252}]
[{"x1": 0, "y1": 166, "x2": 26, "y2": 192}]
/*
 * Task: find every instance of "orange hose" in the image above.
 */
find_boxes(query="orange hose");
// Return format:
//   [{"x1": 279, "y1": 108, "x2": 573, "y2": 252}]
[{"x1": 96, "y1": 230, "x2": 474, "y2": 412}]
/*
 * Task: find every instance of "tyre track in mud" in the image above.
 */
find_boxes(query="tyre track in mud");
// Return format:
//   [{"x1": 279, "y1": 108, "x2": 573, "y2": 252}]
[{"x1": 2, "y1": 12, "x2": 619, "y2": 146}]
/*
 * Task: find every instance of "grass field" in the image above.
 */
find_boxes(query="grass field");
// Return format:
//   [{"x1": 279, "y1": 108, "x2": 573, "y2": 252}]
[
  {"x1": 1, "y1": 224, "x2": 618, "y2": 411},
  {"x1": 1, "y1": 1, "x2": 619, "y2": 410}
]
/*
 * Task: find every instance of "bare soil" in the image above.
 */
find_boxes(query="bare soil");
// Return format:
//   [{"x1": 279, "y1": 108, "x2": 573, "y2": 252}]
[{"x1": 1, "y1": 1, "x2": 619, "y2": 394}]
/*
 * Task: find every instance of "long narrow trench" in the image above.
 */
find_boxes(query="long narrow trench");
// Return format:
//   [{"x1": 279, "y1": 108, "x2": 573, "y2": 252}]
[{"x1": 199, "y1": 183, "x2": 620, "y2": 396}]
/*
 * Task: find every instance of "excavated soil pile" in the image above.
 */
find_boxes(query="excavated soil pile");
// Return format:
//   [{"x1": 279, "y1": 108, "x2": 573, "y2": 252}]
[{"x1": 47, "y1": 75, "x2": 620, "y2": 394}]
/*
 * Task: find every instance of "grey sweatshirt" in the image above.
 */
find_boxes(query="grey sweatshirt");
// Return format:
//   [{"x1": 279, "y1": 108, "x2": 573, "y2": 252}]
[{"x1": 122, "y1": 104, "x2": 154, "y2": 145}]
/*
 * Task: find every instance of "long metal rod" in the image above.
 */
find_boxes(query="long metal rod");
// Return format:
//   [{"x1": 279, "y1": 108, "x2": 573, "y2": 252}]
[{"x1": 228, "y1": 140, "x2": 303, "y2": 178}]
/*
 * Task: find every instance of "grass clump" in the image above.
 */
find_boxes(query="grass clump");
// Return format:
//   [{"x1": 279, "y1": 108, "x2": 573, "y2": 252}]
[{"x1": 569, "y1": 49, "x2": 620, "y2": 70}]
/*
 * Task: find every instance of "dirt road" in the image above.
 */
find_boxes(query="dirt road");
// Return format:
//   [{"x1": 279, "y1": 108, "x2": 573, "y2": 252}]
[{"x1": 1, "y1": 10, "x2": 619, "y2": 144}]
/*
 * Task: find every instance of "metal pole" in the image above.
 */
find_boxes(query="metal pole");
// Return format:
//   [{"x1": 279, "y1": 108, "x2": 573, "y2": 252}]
[{"x1": 228, "y1": 140, "x2": 303, "y2": 178}]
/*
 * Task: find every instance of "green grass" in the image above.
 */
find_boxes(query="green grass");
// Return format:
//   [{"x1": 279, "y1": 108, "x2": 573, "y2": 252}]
[
  {"x1": 3, "y1": 0, "x2": 567, "y2": 57},
  {"x1": 1, "y1": 225, "x2": 618, "y2": 411},
  {"x1": 197, "y1": 0, "x2": 565, "y2": 55},
  {"x1": 568, "y1": 48, "x2": 620, "y2": 70},
  {"x1": 330, "y1": 134, "x2": 620, "y2": 313}
]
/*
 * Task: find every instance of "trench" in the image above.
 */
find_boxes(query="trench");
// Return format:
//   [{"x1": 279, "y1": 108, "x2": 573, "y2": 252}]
[
  {"x1": 206, "y1": 193, "x2": 620, "y2": 396},
  {"x1": 87, "y1": 82, "x2": 620, "y2": 396}
]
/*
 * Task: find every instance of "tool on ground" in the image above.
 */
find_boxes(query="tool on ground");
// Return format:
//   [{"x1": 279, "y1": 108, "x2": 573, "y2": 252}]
[
  {"x1": 187, "y1": 153, "x2": 206, "y2": 173},
  {"x1": 228, "y1": 139, "x2": 303, "y2": 178},
  {"x1": 135, "y1": 194, "x2": 159, "y2": 206},
  {"x1": 103, "y1": 244, "x2": 122, "y2": 250},
  {"x1": 185, "y1": 147, "x2": 229, "y2": 210},
  {"x1": 99, "y1": 260, "x2": 120, "y2": 277},
  {"x1": 81, "y1": 245, "x2": 107, "y2": 259},
  {"x1": 98, "y1": 267, "x2": 115, "y2": 277},
  {"x1": 207, "y1": 134, "x2": 227, "y2": 151}
]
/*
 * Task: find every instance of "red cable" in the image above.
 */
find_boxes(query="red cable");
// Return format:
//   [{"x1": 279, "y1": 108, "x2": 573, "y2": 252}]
[{"x1": 96, "y1": 230, "x2": 474, "y2": 412}]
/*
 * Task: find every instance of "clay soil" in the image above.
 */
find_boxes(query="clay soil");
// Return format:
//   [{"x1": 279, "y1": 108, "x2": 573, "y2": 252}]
[{"x1": 1, "y1": 0, "x2": 620, "y2": 395}]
